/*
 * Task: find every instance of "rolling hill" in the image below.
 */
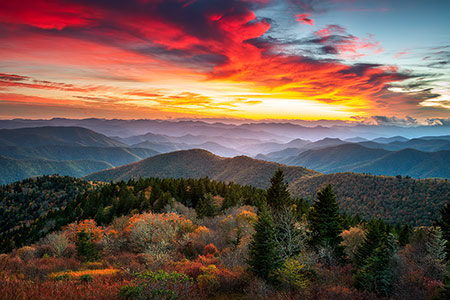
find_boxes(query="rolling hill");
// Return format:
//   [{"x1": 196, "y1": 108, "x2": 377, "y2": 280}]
[
  {"x1": 0, "y1": 156, "x2": 112, "y2": 185},
  {"x1": 84, "y1": 149, "x2": 450, "y2": 225},
  {"x1": 282, "y1": 144, "x2": 450, "y2": 178},
  {"x1": 290, "y1": 173, "x2": 450, "y2": 226},
  {"x1": 0, "y1": 126, "x2": 126, "y2": 147},
  {"x1": 0, "y1": 145, "x2": 158, "y2": 167},
  {"x1": 85, "y1": 149, "x2": 319, "y2": 189}
]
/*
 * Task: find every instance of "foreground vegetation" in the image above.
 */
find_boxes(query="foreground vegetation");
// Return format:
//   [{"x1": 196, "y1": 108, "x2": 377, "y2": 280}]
[{"x1": 0, "y1": 171, "x2": 449, "y2": 299}]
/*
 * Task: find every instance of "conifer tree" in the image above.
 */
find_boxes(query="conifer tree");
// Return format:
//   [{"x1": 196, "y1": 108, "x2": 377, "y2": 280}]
[
  {"x1": 353, "y1": 220, "x2": 387, "y2": 268},
  {"x1": 437, "y1": 201, "x2": 450, "y2": 258},
  {"x1": 266, "y1": 168, "x2": 292, "y2": 210},
  {"x1": 308, "y1": 184, "x2": 344, "y2": 261},
  {"x1": 76, "y1": 230, "x2": 99, "y2": 262},
  {"x1": 247, "y1": 202, "x2": 282, "y2": 280},
  {"x1": 354, "y1": 233, "x2": 398, "y2": 296}
]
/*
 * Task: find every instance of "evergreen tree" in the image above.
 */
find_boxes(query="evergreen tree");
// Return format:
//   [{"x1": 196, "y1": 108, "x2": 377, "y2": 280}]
[
  {"x1": 196, "y1": 193, "x2": 218, "y2": 218},
  {"x1": 434, "y1": 265, "x2": 450, "y2": 300},
  {"x1": 354, "y1": 233, "x2": 398, "y2": 296},
  {"x1": 354, "y1": 220, "x2": 387, "y2": 268},
  {"x1": 437, "y1": 201, "x2": 450, "y2": 259},
  {"x1": 247, "y1": 202, "x2": 282, "y2": 280},
  {"x1": 94, "y1": 204, "x2": 105, "y2": 225},
  {"x1": 398, "y1": 224, "x2": 412, "y2": 247},
  {"x1": 76, "y1": 230, "x2": 99, "y2": 262},
  {"x1": 308, "y1": 184, "x2": 344, "y2": 261},
  {"x1": 266, "y1": 168, "x2": 292, "y2": 210}
]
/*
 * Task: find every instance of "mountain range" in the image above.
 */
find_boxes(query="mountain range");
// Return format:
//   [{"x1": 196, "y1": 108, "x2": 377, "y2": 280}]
[
  {"x1": 0, "y1": 127, "x2": 159, "y2": 184},
  {"x1": 0, "y1": 122, "x2": 449, "y2": 186},
  {"x1": 85, "y1": 149, "x2": 450, "y2": 225}
]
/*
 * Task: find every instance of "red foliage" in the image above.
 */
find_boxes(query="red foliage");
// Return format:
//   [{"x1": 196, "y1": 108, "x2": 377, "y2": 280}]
[
  {"x1": 203, "y1": 244, "x2": 219, "y2": 257},
  {"x1": 0, "y1": 276, "x2": 130, "y2": 300}
]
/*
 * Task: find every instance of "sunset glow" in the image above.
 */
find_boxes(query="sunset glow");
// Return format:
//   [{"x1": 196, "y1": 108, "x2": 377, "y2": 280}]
[{"x1": 0, "y1": 0, "x2": 449, "y2": 121}]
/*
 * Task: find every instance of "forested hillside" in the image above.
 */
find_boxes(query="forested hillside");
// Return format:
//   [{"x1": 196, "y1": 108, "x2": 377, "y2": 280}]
[
  {"x1": 85, "y1": 149, "x2": 319, "y2": 188},
  {"x1": 0, "y1": 176, "x2": 93, "y2": 249},
  {"x1": 291, "y1": 173, "x2": 450, "y2": 225},
  {"x1": 85, "y1": 149, "x2": 450, "y2": 225},
  {"x1": 0, "y1": 156, "x2": 113, "y2": 185},
  {"x1": 0, "y1": 175, "x2": 266, "y2": 252}
]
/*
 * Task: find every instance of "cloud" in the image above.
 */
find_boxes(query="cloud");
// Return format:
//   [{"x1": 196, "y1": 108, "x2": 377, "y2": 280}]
[
  {"x1": 296, "y1": 13, "x2": 314, "y2": 25},
  {"x1": 312, "y1": 25, "x2": 383, "y2": 58},
  {"x1": 0, "y1": 0, "x2": 445, "y2": 119},
  {"x1": 371, "y1": 115, "x2": 419, "y2": 127}
]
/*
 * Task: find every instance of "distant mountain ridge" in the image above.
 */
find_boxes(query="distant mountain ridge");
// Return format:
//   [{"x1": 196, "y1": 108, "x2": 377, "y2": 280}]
[
  {"x1": 282, "y1": 143, "x2": 450, "y2": 178},
  {"x1": 84, "y1": 149, "x2": 450, "y2": 225},
  {"x1": 0, "y1": 127, "x2": 160, "y2": 184},
  {"x1": 0, "y1": 126, "x2": 125, "y2": 147},
  {"x1": 0, "y1": 156, "x2": 112, "y2": 185},
  {"x1": 85, "y1": 149, "x2": 319, "y2": 189}
]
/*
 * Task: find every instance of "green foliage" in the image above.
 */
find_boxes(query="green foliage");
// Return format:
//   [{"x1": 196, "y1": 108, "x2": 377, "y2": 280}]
[
  {"x1": 196, "y1": 193, "x2": 219, "y2": 218},
  {"x1": 0, "y1": 176, "x2": 266, "y2": 252},
  {"x1": 247, "y1": 202, "x2": 282, "y2": 280},
  {"x1": 53, "y1": 273, "x2": 71, "y2": 281},
  {"x1": 266, "y1": 168, "x2": 292, "y2": 210},
  {"x1": 273, "y1": 257, "x2": 309, "y2": 291},
  {"x1": 293, "y1": 173, "x2": 450, "y2": 226},
  {"x1": 75, "y1": 230, "x2": 99, "y2": 262},
  {"x1": 80, "y1": 274, "x2": 93, "y2": 283},
  {"x1": 0, "y1": 175, "x2": 92, "y2": 252},
  {"x1": 437, "y1": 201, "x2": 450, "y2": 259},
  {"x1": 118, "y1": 270, "x2": 193, "y2": 300},
  {"x1": 307, "y1": 184, "x2": 344, "y2": 262},
  {"x1": 434, "y1": 265, "x2": 450, "y2": 300},
  {"x1": 354, "y1": 223, "x2": 398, "y2": 296}
]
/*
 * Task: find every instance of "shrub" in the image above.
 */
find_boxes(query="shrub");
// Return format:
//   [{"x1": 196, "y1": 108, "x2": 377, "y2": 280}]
[
  {"x1": 16, "y1": 246, "x2": 36, "y2": 261},
  {"x1": 118, "y1": 270, "x2": 194, "y2": 300},
  {"x1": 43, "y1": 231, "x2": 70, "y2": 257},
  {"x1": 54, "y1": 273, "x2": 71, "y2": 281},
  {"x1": 80, "y1": 274, "x2": 94, "y2": 283}
]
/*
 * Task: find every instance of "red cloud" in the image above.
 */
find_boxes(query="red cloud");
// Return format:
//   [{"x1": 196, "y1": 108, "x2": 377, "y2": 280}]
[
  {"x1": 0, "y1": 0, "x2": 426, "y2": 117},
  {"x1": 314, "y1": 25, "x2": 383, "y2": 58},
  {"x1": 0, "y1": 0, "x2": 97, "y2": 30},
  {"x1": 296, "y1": 13, "x2": 314, "y2": 26}
]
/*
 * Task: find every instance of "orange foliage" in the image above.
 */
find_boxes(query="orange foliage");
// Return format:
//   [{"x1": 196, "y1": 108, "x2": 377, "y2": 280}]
[
  {"x1": 64, "y1": 219, "x2": 105, "y2": 243},
  {"x1": 49, "y1": 268, "x2": 120, "y2": 279}
]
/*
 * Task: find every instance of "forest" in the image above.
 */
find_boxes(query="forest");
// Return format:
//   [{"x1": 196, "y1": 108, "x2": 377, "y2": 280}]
[{"x1": 0, "y1": 171, "x2": 449, "y2": 300}]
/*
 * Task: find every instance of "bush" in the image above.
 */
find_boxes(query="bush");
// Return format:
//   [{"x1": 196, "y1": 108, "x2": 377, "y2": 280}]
[
  {"x1": 80, "y1": 274, "x2": 94, "y2": 283},
  {"x1": 118, "y1": 270, "x2": 194, "y2": 300},
  {"x1": 16, "y1": 246, "x2": 36, "y2": 261},
  {"x1": 54, "y1": 273, "x2": 71, "y2": 281}
]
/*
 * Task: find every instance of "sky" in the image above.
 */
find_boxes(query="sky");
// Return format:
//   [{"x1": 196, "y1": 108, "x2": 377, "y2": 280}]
[{"x1": 0, "y1": 0, "x2": 449, "y2": 123}]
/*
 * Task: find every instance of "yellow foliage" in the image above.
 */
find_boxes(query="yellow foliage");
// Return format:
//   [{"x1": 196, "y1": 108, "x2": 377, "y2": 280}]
[{"x1": 49, "y1": 268, "x2": 119, "y2": 279}]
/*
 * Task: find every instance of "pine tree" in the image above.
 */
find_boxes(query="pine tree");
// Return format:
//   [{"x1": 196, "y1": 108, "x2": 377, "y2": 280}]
[
  {"x1": 437, "y1": 201, "x2": 450, "y2": 259},
  {"x1": 354, "y1": 233, "x2": 398, "y2": 296},
  {"x1": 308, "y1": 184, "x2": 344, "y2": 261},
  {"x1": 76, "y1": 230, "x2": 99, "y2": 262},
  {"x1": 353, "y1": 220, "x2": 387, "y2": 268},
  {"x1": 266, "y1": 168, "x2": 292, "y2": 210},
  {"x1": 247, "y1": 202, "x2": 282, "y2": 280},
  {"x1": 434, "y1": 265, "x2": 450, "y2": 300},
  {"x1": 196, "y1": 193, "x2": 218, "y2": 218}
]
